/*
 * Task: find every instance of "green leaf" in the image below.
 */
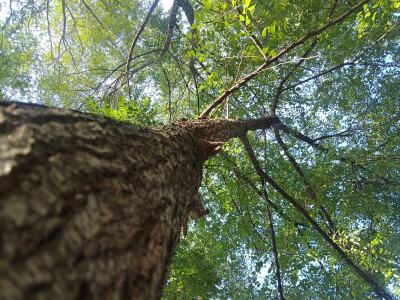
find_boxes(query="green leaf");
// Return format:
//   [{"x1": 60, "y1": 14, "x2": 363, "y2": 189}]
[
  {"x1": 271, "y1": 22, "x2": 276, "y2": 34},
  {"x1": 269, "y1": 49, "x2": 277, "y2": 57},
  {"x1": 262, "y1": 27, "x2": 267, "y2": 37},
  {"x1": 202, "y1": 0, "x2": 212, "y2": 9}
]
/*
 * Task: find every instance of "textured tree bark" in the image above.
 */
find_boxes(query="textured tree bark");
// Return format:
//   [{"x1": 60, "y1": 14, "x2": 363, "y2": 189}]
[{"x1": 0, "y1": 102, "x2": 278, "y2": 300}]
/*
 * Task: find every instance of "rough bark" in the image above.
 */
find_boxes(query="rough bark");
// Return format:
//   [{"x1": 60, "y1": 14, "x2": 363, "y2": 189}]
[{"x1": 0, "y1": 102, "x2": 277, "y2": 300}]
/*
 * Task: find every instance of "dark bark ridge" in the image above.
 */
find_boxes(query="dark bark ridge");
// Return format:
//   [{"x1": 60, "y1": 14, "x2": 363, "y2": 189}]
[{"x1": 0, "y1": 102, "x2": 279, "y2": 300}]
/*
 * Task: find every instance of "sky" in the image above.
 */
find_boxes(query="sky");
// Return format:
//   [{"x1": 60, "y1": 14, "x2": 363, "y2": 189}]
[
  {"x1": 160, "y1": 0, "x2": 174, "y2": 10},
  {"x1": 0, "y1": 0, "x2": 175, "y2": 22}
]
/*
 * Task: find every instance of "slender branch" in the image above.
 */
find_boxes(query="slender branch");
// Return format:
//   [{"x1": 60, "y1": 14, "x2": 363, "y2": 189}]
[
  {"x1": 81, "y1": 0, "x2": 104, "y2": 28},
  {"x1": 231, "y1": 4, "x2": 267, "y2": 61},
  {"x1": 59, "y1": 0, "x2": 67, "y2": 49},
  {"x1": 199, "y1": 0, "x2": 370, "y2": 118},
  {"x1": 282, "y1": 22, "x2": 400, "y2": 93},
  {"x1": 161, "y1": 65, "x2": 172, "y2": 123},
  {"x1": 270, "y1": 0, "x2": 339, "y2": 114},
  {"x1": 274, "y1": 129, "x2": 337, "y2": 234},
  {"x1": 230, "y1": 195, "x2": 264, "y2": 242},
  {"x1": 46, "y1": 0, "x2": 55, "y2": 64},
  {"x1": 222, "y1": 150, "x2": 330, "y2": 280},
  {"x1": 262, "y1": 182, "x2": 285, "y2": 299},
  {"x1": 221, "y1": 151, "x2": 300, "y2": 225},
  {"x1": 271, "y1": 38, "x2": 318, "y2": 114},
  {"x1": 125, "y1": 0, "x2": 160, "y2": 98},
  {"x1": 314, "y1": 130, "x2": 354, "y2": 141},
  {"x1": 167, "y1": 50, "x2": 193, "y2": 95},
  {"x1": 261, "y1": 130, "x2": 284, "y2": 299}
]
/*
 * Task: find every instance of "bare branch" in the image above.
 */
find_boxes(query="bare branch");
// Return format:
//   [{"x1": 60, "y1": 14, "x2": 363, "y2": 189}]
[
  {"x1": 261, "y1": 135, "x2": 285, "y2": 299},
  {"x1": 60, "y1": 0, "x2": 67, "y2": 47}
]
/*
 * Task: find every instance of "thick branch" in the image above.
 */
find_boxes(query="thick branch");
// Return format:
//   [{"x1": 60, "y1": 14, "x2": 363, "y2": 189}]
[{"x1": 173, "y1": 115, "x2": 280, "y2": 142}]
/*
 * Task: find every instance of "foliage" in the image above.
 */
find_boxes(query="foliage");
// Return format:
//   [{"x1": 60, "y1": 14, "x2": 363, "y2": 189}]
[{"x1": 1, "y1": 0, "x2": 399, "y2": 298}]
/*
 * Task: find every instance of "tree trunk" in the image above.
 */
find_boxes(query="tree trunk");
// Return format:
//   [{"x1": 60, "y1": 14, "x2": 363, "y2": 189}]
[{"x1": 0, "y1": 102, "x2": 278, "y2": 299}]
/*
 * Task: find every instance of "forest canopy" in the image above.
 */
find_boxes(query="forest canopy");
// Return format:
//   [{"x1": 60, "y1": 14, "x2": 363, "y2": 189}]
[{"x1": 1, "y1": 0, "x2": 399, "y2": 298}]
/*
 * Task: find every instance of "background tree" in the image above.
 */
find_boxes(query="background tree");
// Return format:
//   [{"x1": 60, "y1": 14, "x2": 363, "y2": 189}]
[{"x1": 0, "y1": 0, "x2": 399, "y2": 299}]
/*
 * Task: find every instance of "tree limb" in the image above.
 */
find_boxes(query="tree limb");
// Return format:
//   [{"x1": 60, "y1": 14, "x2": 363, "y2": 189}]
[{"x1": 239, "y1": 133, "x2": 393, "y2": 300}]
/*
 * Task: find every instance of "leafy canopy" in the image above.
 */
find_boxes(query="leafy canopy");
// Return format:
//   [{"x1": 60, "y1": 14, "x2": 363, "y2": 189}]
[{"x1": 1, "y1": 0, "x2": 399, "y2": 298}]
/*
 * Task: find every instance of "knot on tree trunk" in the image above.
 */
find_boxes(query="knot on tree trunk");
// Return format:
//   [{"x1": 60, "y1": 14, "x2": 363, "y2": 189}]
[
  {"x1": 196, "y1": 139, "x2": 225, "y2": 163},
  {"x1": 181, "y1": 193, "x2": 209, "y2": 238}
]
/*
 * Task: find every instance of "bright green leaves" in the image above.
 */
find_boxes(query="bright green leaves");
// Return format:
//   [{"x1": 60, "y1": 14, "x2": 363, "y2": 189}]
[
  {"x1": 202, "y1": 0, "x2": 212, "y2": 9},
  {"x1": 269, "y1": 49, "x2": 277, "y2": 57},
  {"x1": 262, "y1": 27, "x2": 267, "y2": 37},
  {"x1": 354, "y1": 0, "x2": 396, "y2": 38},
  {"x1": 234, "y1": 0, "x2": 256, "y2": 26},
  {"x1": 85, "y1": 96, "x2": 158, "y2": 126},
  {"x1": 261, "y1": 17, "x2": 287, "y2": 41},
  {"x1": 237, "y1": 14, "x2": 251, "y2": 26}
]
